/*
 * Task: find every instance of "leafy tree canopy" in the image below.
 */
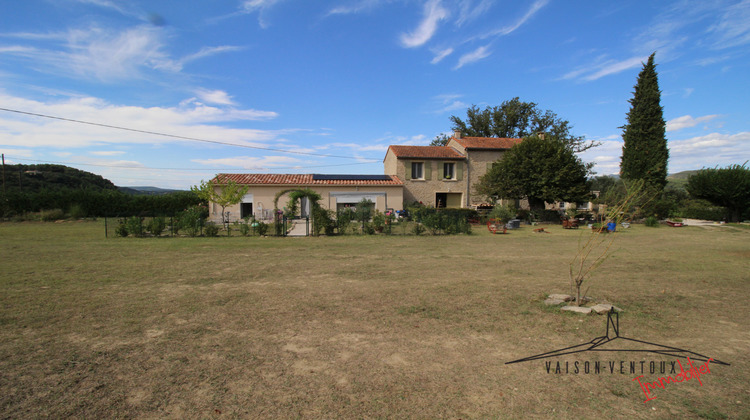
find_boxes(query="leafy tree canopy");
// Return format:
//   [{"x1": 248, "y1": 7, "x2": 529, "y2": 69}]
[
  {"x1": 1, "y1": 164, "x2": 118, "y2": 193},
  {"x1": 476, "y1": 135, "x2": 591, "y2": 211},
  {"x1": 686, "y1": 163, "x2": 750, "y2": 222},
  {"x1": 447, "y1": 97, "x2": 598, "y2": 153},
  {"x1": 191, "y1": 178, "x2": 249, "y2": 222},
  {"x1": 620, "y1": 52, "x2": 669, "y2": 191}
]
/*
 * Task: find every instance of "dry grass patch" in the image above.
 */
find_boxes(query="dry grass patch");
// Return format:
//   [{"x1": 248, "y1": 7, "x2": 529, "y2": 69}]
[{"x1": 1, "y1": 221, "x2": 748, "y2": 418}]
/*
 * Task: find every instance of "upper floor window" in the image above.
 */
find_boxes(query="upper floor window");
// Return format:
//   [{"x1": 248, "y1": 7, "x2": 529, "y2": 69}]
[
  {"x1": 443, "y1": 162, "x2": 455, "y2": 180},
  {"x1": 411, "y1": 162, "x2": 424, "y2": 180}
]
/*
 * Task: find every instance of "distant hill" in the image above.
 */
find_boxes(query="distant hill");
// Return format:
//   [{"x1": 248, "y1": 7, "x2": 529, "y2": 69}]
[
  {"x1": 118, "y1": 186, "x2": 185, "y2": 195},
  {"x1": 1, "y1": 164, "x2": 118, "y2": 192}
]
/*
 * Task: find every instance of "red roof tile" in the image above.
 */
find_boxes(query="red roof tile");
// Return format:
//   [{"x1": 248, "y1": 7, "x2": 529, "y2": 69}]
[
  {"x1": 452, "y1": 136, "x2": 522, "y2": 150},
  {"x1": 387, "y1": 145, "x2": 465, "y2": 159},
  {"x1": 212, "y1": 173, "x2": 403, "y2": 186}
]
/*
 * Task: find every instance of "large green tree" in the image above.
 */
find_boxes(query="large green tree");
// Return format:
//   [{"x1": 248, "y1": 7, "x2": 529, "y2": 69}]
[
  {"x1": 686, "y1": 163, "x2": 750, "y2": 222},
  {"x1": 476, "y1": 135, "x2": 591, "y2": 212},
  {"x1": 446, "y1": 97, "x2": 597, "y2": 153},
  {"x1": 620, "y1": 53, "x2": 669, "y2": 191}
]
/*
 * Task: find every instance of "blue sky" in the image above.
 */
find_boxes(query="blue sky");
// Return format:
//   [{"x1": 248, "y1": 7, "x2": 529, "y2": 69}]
[{"x1": 1, "y1": 0, "x2": 748, "y2": 189}]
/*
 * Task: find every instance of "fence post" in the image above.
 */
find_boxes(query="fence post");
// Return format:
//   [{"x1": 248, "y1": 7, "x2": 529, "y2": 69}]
[
  {"x1": 105, "y1": 216, "x2": 108, "y2": 238},
  {"x1": 306, "y1": 217, "x2": 310, "y2": 236}
]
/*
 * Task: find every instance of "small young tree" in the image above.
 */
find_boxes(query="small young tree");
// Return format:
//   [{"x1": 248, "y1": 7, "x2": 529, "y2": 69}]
[
  {"x1": 569, "y1": 180, "x2": 648, "y2": 306},
  {"x1": 687, "y1": 163, "x2": 750, "y2": 222},
  {"x1": 191, "y1": 178, "x2": 249, "y2": 226}
]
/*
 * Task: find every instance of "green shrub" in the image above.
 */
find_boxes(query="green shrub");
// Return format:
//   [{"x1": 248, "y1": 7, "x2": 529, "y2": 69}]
[
  {"x1": 126, "y1": 216, "x2": 144, "y2": 237},
  {"x1": 238, "y1": 220, "x2": 251, "y2": 236},
  {"x1": 179, "y1": 206, "x2": 206, "y2": 237},
  {"x1": 41, "y1": 209, "x2": 65, "y2": 221},
  {"x1": 147, "y1": 216, "x2": 166, "y2": 237},
  {"x1": 312, "y1": 207, "x2": 336, "y2": 236},
  {"x1": 412, "y1": 223, "x2": 425, "y2": 236},
  {"x1": 488, "y1": 203, "x2": 516, "y2": 223},
  {"x1": 372, "y1": 210, "x2": 386, "y2": 233},
  {"x1": 115, "y1": 220, "x2": 129, "y2": 237},
  {"x1": 255, "y1": 221, "x2": 269, "y2": 236},
  {"x1": 363, "y1": 222, "x2": 376, "y2": 235},
  {"x1": 204, "y1": 222, "x2": 220, "y2": 237},
  {"x1": 336, "y1": 207, "x2": 355, "y2": 235},
  {"x1": 68, "y1": 203, "x2": 86, "y2": 219},
  {"x1": 645, "y1": 216, "x2": 659, "y2": 227}
]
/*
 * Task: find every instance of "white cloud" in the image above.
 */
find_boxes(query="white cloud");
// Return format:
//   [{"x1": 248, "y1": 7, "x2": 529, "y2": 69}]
[
  {"x1": 562, "y1": 55, "x2": 647, "y2": 82},
  {"x1": 400, "y1": 0, "x2": 449, "y2": 48},
  {"x1": 192, "y1": 155, "x2": 300, "y2": 169},
  {"x1": 0, "y1": 92, "x2": 279, "y2": 149},
  {"x1": 666, "y1": 114, "x2": 719, "y2": 132},
  {"x1": 432, "y1": 93, "x2": 467, "y2": 113},
  {"x1": 709, "y1": 0, "x2": 750, "y2": 49},
  {"x1": 454, "y1": 45, "x2": 490, "y2": 69},
  {"x1": 480, "y1": 0, "x2": 548, "y2": 38},
  {"x1": 240, "y1": 0, "x2": 283, "y2": 28},
  {"x1": 456, "y1": 0, "x2": 493, "y2": 27},
  {"x1": 430, "y1": 47, "x2": 453, "y2": 64},
  {"x1": 195, "y1": 89, "x2": 236, "y2": 106},
  {"x1": 0, "y1": 26, "x2": 242, "y2": 80},
  {"x1": 89, "y1": 151, "x2": 126, "y2": 156},
  {"x1": 327, "y1": 0, "x2": 388, "y2": 16}
]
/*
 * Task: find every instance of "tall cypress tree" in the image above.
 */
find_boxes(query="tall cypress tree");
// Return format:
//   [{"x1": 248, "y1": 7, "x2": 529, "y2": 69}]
[{"x1": 620, "y1": 53, "x2": 668, "y2": 191}]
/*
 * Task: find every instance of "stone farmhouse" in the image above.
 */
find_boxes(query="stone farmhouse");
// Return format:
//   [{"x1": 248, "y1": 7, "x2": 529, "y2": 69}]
[{"x1": 208, "y1": 133, "x2": 522, "y2": 223}]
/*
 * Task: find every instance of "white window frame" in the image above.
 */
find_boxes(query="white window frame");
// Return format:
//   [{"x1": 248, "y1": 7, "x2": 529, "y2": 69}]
[
  {"x1": 443, "y1": 162, "x2": 455, "y2": 180},
  {"x1": 411, "y1": 161, "x2": 424, "y2": 180}
]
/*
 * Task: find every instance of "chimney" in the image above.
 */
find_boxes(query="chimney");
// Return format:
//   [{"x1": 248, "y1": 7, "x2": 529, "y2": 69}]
[
  {"x1": 453, "y1": 130, "x2": 462, "y2": 139},
  {"x1": 537, "y1": 132, "x2": 546, "y2": 140}
]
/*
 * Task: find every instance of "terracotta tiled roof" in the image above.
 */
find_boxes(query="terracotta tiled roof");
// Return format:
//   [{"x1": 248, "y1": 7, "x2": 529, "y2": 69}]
[
  {"x1": 387, "y1": 145, "x2": 465, "y2": 159},
  {"x1": 452, "y1": 136, "x2": 522, "y2": 150},
  {"x1": 212, "y1": 173, "x2": 403, "y2": 186}
]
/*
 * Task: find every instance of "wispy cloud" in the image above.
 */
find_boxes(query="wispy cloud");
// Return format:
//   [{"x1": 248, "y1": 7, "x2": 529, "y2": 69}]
[
  {"x1": 400, "y1": 0, "x2": 449, "y2": 48},
  {"x1": 708, "y1": 0, "x2": 750, "y2": 49},
  {"x1": 192, "y1": 155, "x2": 301, "y2": 169},
  {"x1": 431, "y1": 93, "x2": 467, "y2": 113},
  {"x1": 562, "y1": 55, "x2": 647, "y2": 81},
  {"x1": 454, "y1": 45, "x2": 490, "y2": 69},
  {"x1": 194, "y1": 89, "x2": 237, "y2": 106},
  {"x1": 456, "y1": 0, "x2": 494, "y2": 27},
  {"x1": 479, "y1": 0, "x2": 548, "y2": 38},
  {"x1": 666, "y1": 114, "x2": 720, "y2": 132},
  {"x1": 89, "y1": 150, "x2": 126, "y2": 156},
  {"x1": 430, "y1": 47, "x2": 453, "y2": 64},
  {"x1": 0, "y1": 25, "x2": 242, "y2": 81},
  {"x1": 327, "y1": 0, "x2": 389, "y2": 16}
]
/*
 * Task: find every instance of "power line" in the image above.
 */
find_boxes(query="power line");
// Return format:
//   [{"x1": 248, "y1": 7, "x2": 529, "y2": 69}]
[
  {"x1": 0, "y1": 107, "x2": 380, "y2": 161},
  {"x1": 6, "y1": 156, "x2": 378, "y2": 171}
]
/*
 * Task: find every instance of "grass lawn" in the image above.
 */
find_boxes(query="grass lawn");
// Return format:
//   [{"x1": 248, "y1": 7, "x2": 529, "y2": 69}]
[{"x1": 1, "y1": 221, "x2": 748, "y2": 418}]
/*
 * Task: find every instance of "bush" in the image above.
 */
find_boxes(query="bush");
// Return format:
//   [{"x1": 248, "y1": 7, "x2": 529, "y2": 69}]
[
  {"x1": 412, "y1": 223, "x2": 425, "y2": 236},
  {"x1": 68, "y1": 204, "x2": 86, "y2": 219},
  {"x1": 488, "y1": 203, "x2": 516, "y2": 223},
  {"x1": 312, "y1": 207, "x2": 336, "y2": 236},
  {"x1": 179, "y1": 206, "x2": 206, "y2": 237},
  {"x1": 147, "y1": 216, "x2": 166, "y2": 237},
  {"x1": 336, "y1": 207, "x2": 356, "y2": 235},
  {"x1": 204, "y1": 222, "x2": 220, "y2": 237},
  {"x1": 644, "y1": 216, "x2": 659, "y2": 227},
  {"x1": 41, "y1": 208, "x2": 65, "y2": 221},
  {"x1": 372, "y1": 210, "x2": 386, "y2": 233},
  {"x1": 362, "y1": 222, "x2": 376, "y2": 235},
  {"x1": 126, "y1": 216, "x2": 144, "y2": 237},
  {"x1": 238, "y1": 220, "x2": 251, "y2": 236},
  {"x1": 255, "y1": 221, "x2": 269, "y2": 236},
  {"x1": 115, "y1": 220, "x2": 129, "y2": 237}
]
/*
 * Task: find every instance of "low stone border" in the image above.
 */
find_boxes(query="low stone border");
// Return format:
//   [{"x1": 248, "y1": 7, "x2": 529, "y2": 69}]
[{"x1": 544, "y1": 293, "x2": 622, "y2": 314}]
